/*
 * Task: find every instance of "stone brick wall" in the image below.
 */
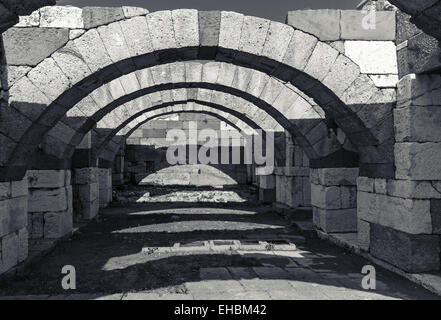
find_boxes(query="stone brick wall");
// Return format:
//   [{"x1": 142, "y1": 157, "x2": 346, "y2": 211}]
[
  {"x1": 123, "y1": 113, "x2": 249, "y2": 187},
  {"x1": 0, "y1": 177, "x2": 28, "y2": 274},
  {"x1": 72, "y1": 168, "x2": 99, "y2": 220},
  {"x1": 311, "y1": 168, "x2": 359, "y2": 233},
  {"x1": 27, "y1": 170, "x2": 72, "y2": 250}
]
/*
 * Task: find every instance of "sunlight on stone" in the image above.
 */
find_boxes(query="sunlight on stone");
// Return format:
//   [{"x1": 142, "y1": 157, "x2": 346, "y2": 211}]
[{"x1": 112, "y1": 221, "x2": 284, "y2": 233}]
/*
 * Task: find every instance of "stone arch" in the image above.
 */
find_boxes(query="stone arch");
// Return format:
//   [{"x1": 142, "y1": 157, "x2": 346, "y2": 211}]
[
  {"x1": 2, "y1": 8, "x2": 395, "y2": 181},
  {"x1": 39, "y1": 61, "x2": 346, "y2": 170},
  {"x1": 98, "y1": 105, "x2": 261, "y2": 165}
]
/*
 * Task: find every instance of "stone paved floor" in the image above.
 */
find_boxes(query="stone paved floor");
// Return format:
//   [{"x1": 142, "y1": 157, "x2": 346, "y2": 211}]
[{"x1": 0, "y1": 187, "x2": 439, "y2": 300}]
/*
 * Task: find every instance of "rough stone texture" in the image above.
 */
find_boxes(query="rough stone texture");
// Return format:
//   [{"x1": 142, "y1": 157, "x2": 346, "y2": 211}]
[
  {"x1": 82, "y1": 6, "x2": 124, "y2": 29},
  {"x1": 28, "y1": 187, "x2": 69, "y2": 213},
  {"x1": 2, "y1": 27, "x2": 69, "y2": 66},
  {"x1": 370, "y1": 223, "x2": 440, "y2": 273},
  {"x1": 395, "y1": 142, "x2": 441, "y2": 180},
  {"x1": 172, "y1": 9, "x2": 199, "y2": 48},
  {"x1": 340, "y1": 11, "x2": 396, "y2": 40},
  {"x1": 27, "y1": 170, "x2": 68, "y2": 189},
  {"x1": 122, "y1": 6, "x2": 149, "y2": 18},
  {"x1": 315, "y1": 207, "x2": 357, "y2": 233},
  {"x1": 39, "y1": 6, "x2": 84, "y2": 28},
  {"x1": 345, "y1": 41, "x2": 398, "y2": 74},
  {"x1": 286, "y1": 10, "x2": 340, "y2": 41},
  {"x1": 282, "y1": 30, "x2": 318, "y2": 71},
  {"x1": 146, "y1": 10, "x2": 176, "y2": 51},
  {"x1": 357, "y1": 219, "x2": 370, "y2": 251},
  {"x1": 357, "y1": 191, "x2": 432, "y2": 234},
  {"x1": 395, "y1": 106, "x2": 441, "y2": 142},
  {"x1": 238, "y1": 16, "x2": 270, "y2": 56}
]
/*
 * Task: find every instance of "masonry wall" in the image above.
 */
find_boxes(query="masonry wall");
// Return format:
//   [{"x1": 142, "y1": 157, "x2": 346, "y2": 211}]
[
  {"x1": 125, "y1": 113, "x2": 249, "y2": 187},
  {"x1": 0, "y1": 177, "x2": 28, "y2": 274},
  {"x1": 27, "y1": 170, "x2": 72, "y2": 252}
]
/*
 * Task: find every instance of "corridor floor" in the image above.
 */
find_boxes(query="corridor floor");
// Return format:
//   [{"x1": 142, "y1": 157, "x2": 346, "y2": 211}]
[{"x1": 0, "y1": 186, "x2": 439, "y2": 300}]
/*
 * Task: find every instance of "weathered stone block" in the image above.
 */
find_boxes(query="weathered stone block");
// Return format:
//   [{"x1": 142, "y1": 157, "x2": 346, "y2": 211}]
[
  {"x1": 258, "y1": 174, "x2": 275, "y2": 189},
  {"x1": 311, "y1": 183, "x2": 341, "y2": 209},
  {"x1": 304, "y1": 42, "x2": 339, "y2": 81},
  {"x1": 345, "y1": 41, "x2": 398, "y2": 74},
  {"x1": 82, "y1": 6, "x2": 124, "y2": 29},
  {"x1": 317, "y1": 207, "x2": 358, "y2": 233},
  {"x1": 340, "y1": 10, "x2": 395, "y2": 40},
  {"x1": 14, "y1": 10, "x2": 39, "y2": 27},
  {"x1": 286, "y1": 9, "x2": 340, "y2": 41},
  {"x1": 1, "y1": 231, "x2": 19, "y2": 272},
  {"x1": 370, "y1": 223, "x2": 440, "y2": 273},
  {"x1": 40, "y1": 6, "x2": 84, "y2": 28},
  {"x1": 28, "y1": 187, "x2": 68, "y2": 213},
  {"x1": 430, "y1": 199, "x2": 441, "y2": 234},
  {"x1": 122, "y1": 6, "x2": 149, "y2": 18},
  {"x1": 172, "y1": 9, "x2": 199, "y2": 48},
  {"x1": 74, "y1": 167, "x2": 98, "y2": 185},
  {"x1": 387, "y1": 180, "x2": 441, "y2": 199},
  {"x1": 395, "y1": 106, "x2": 441, "y2": 142},
  {"x1": 340, "y1": 186, "x2": 357, "y2": 208},
  {"x1": 146, "y1": 10, "x2": 176, "y2": 51},
  {"x1": 2, "y1": 27, "x2": 68, "y2": 66},
  {"x1": 18, "y1": 227, "x2": 28, "y2": 263},
  {"x1": 395, "y1": 142, "x2": 441, "y2": 180},
  {"x1": 44, "y1": 210, "x2": 71, "y2": 239},
  {"x1": 374, "y1": 178, "x2": 387, "y2": 194},
  {"x1": 357, "y1": 219, "x2": 370, "y2": 251},
  {"x1": 313, "y1": 168, "x2": 359, "y2": 186},
  {"x1": 282, "y1": 30, "x2": 318, "y2": 71},
  {"x1": 8, "y1": 197, "x2": 28, "y2": 233},
  {"x1": 27, "y1": 170, "x2": 66, "y2": 188},
  {"x1": 357, "y1": 176, "x2": 374, "y2": 192},
  {"x1": 238, "y1": 16, "x2": 270, "y2": 56},
  {"x1": 218, "y1": 11, "x2": 244, "y2": 51}
]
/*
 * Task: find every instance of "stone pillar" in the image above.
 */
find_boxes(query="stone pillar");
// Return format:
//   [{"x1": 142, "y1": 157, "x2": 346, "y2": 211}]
[
  {"x1": 27, "y1": 170, "x2": 73, "y2": 251},
  {"x1": 112, "y1": 148, "x2": 125, "y2": 186},
  {"x1": 0, "y1": 177, "x2": 28, "y2": 274},
  {"x1": 73, "y1": 168, "x2": 99, "y2": 220},
  {"x1": 311, "y1": 168, "x2": 359, "y2": 233},
  {"x1": 356, "y1": 74, "x2": 441, "y2": 273},
  {"x1": 98, "y1": 168, "x2": 112, "y2": 208},
  {"x1": 257, "y1": 173, "x2": 276, "y2": 203}
]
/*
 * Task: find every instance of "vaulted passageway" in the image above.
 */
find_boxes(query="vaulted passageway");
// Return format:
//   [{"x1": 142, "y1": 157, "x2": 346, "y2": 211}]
[{"x1": 1, "y1": 4, "x2": 441, "y2": 299}]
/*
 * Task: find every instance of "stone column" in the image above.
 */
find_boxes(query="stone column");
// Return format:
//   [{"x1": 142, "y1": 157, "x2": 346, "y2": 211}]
[
  {"x1": 112, "y1": 147, "x2": 125, "y2": 186},
  {"x1": 311, "y1": 168, "x2": 359, "y2": 233},
  {"x1": 356, "y1": 74, "x2": 441, "y2": 273},
  {"x1": 27, "y1": 170, "x2": 73, "y2": 251},
  {"x1": 0, "y1": 177, "x2": 28, "y2": 274},
  {"x1": 257, "y1": 173, "x2": 276, "y2": 203},
  {"x1": 98, "y1": 168, "x2": 112, "y2": 208},
  {"x1": 73, "y1": 168, "x2": 99, "y2": 220}
]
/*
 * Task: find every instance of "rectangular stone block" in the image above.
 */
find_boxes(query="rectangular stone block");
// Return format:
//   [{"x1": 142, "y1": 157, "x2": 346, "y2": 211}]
[
  {"x1": 74, "y1": 167, "x2": 99, "y2": 185},
  {"x1": 286, "y1": 10, "x2": 340, "y2": 41},
  {"x1": 395, "y1": 142, "x2": 441, "y2": 180},
  {"x1": 387, "y1": 179, "x2": 441, "y2": 199},
  {"x1": 357, "y1": 219, "x2": 370, "y2": 251},
  {"x1": 370, "y1": 223, "x2": 440, "y2": 273},
  {"x1": 313, "y1": 168, "x2": 359, "y2": 186},
  {"x1": 11, "y1": 179, "x2": 27, "y2": 198},
  {"x1": 40, "y1": 6, "x2": 84, "y2": 29},
  {"x1": 316, "y1": 207, "x2": 357, "y2": 233},
  {"x1": 345, "y1": 41, "x2": 397, "y2": 74},
  {"x1": 258, "y1": 174, "x2": 275, "y2": 189},
  {"x1": 311, "y1": 184, "x2": 342, "y2": 209},
  {"x1": 28, "y1": 187, "x2": 68, "y2": 213},
  {"x1": 395, "y1": 106, "x2": 441, "y2": 142},
  {"x1": 1, "y1": 231, "x2": 18, "y2": 272},
  {"x1": 27, "y1": 170, "x2": 66, "y2": 188},
  {"x1": 44, "y1": 210, "x2": 72, "y2": 239},
  {"x1": 340, "y1": 10, "x2": 395, "y2": 40},
  {"x1": 18, "y1": 227, "x2": 28, "y2": 263},
  {"x1": 340, "y1": 186, "x2": 357, "y2": 208},
  {"x1": 357, "y1": 176, "x2": 374, "y2": 192}
]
